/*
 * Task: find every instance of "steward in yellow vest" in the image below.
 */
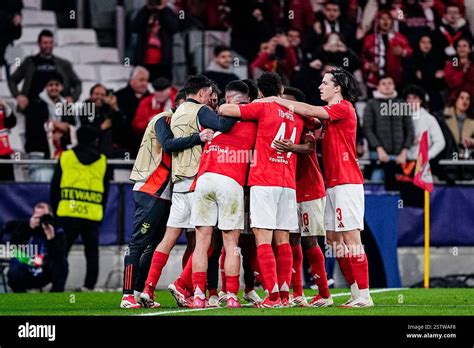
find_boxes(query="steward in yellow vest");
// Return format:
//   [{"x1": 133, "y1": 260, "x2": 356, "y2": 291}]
[{"x1": 50, "y1": 125, "x2": 110, "y2": 290}]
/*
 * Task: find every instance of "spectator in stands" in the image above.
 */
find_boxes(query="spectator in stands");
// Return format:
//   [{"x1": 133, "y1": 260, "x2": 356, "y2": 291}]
[
  {"x1": 287, "y1": 29, "x2": 305, "y2": 74},
  {"x1": 363, "y1": 76, "x2": 414, "y2": 181},
  {"x1": 404, "y1": 84, "x2": 446, "y2": 162},
  {"x1": 442, "y1": 89, "x2": 474, "y2": 157},
  {"x1": 404, "y1": 34, "x2": 446, "y2": 112},
  {"x1": 24, "y1": 73, "x2": 79, "y2": 182},
  {"x1": 444, "y1": 36, "x2": 474, "y2": 106},
  {"x1": 0, "y1": 1, "x2": 22, "y2": 72},
  {"x1": 51, "y1": 126, "x2": 111, "y2": 291},
  {"x1": 305, "y1": 0, "x2": 355, "y2": 53},
  {"x1": 250, "y1": 34, "x2": 298, "y2": 84},
  {"x1": 82, "y1": 84, "x2": 122, "y2": 157},
  {"x1": 398, "y1": 0, "x2": 438, "y2": 49},
  {"x1": 176, "y1": 0, "x2": 231, "y2": 30},
  {"x1": 131, "y1": 0, "x2": 179, "y2": 81},
  {"x1": 308, "y1": 33, "x2": 361, "y2": 74},
  {"x1": 7, "y1": 202, "x2": 68, "y2": 293},
  {"x1": 435, "y1": 2, "x2": 472, "y2": 58},
  {"x1": 361, "y1": 10, "x2": 413, "y2": 90},
  {"x1": 204, "y1": 46, "x2": 240, "y2": 95},
  {"x1": 8, "y1": 30, "x2": 82, "y2": 111},
  {"x1": 132, "y1": 77, "x2": 176, "y2": 136},
  {"x1": 0, "y1": 100, "x2": 17, "y2": 181},
  {"x1": 113, "y1": 66, "x2": 151, "y2": 158},
  {"x1": 228, "y1": 0, "x2": 274, "y2": 62},
  {"x1": 287, "y1": 0, "x2": 314, "y2": 40}
]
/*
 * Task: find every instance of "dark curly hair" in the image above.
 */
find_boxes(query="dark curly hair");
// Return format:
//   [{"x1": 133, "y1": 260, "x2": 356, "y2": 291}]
[
  {"x1": 184, "y1": 75, "x2": 212, "y2": 95},
  {"x1": 257, "y1": 72, "x2": 282, "y2": 97},
  {"x1": 225, "y1": 80, "x2": 249, "y2": 95},
  {"x1": 283, "y1": 87, "x2": 305, "y2": 102},
  {"x1": 242, "y1": 79, "x2": 259, "y2": 101},
  {"x1": 328, "y1": 67, "x2": 359, "y2": 102}
]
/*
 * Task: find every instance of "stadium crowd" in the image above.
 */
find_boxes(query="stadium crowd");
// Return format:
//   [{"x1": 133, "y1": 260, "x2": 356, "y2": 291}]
[{"x1": 0, "y1": 0, "x2": 473, "y2": 185}]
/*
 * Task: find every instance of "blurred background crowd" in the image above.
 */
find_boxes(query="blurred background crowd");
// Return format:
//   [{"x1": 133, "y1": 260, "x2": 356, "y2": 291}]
[{"x1": 0, "y1": 0, "x2": 473, "y2": 187}]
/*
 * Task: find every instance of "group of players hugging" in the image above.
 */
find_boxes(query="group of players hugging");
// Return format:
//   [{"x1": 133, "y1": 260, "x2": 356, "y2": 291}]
[{"x1": 120, "y1": 67, "x2": 373, "y2": 310}]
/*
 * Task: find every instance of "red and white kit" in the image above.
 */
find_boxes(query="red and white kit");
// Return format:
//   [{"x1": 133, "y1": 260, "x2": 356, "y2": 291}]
[
  {"x1": 238, "y1": 102, "x2": 305, "y2": 231},
  {"x1": 321, "y1": 100, "x2": 365, "y2": 232},
  {"x1": 292, "y1": 130, "x2": 326, "y2": 236},
  {"x1": 190, "y1": 121, "x2": 257, "y2": 230}
]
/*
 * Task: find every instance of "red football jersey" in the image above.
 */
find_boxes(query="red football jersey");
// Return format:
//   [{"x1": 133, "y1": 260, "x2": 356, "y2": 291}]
[
  {"x1": 196, "y1": 121, "x2": 257, "y2": 187},
  {"x1": 321, "y1": 100, "x2": 364, "y2": 188},
  {"x1": 238, "y1": 102, "x2": 304, "y2": 189},
  {"x1": 296, "y1": 132, "x2": 326, "y2": 203}
]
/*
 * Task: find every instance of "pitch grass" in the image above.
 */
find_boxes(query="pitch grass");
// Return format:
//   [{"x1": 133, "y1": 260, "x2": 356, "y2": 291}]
[{"x1": 0, "y1": 288, "x2": 473, "y2": 316}]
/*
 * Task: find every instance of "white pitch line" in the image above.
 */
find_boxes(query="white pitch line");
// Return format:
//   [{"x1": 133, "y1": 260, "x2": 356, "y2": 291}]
[{"x1": 137, "y1": 287, "x2": 408, "y2": 316}]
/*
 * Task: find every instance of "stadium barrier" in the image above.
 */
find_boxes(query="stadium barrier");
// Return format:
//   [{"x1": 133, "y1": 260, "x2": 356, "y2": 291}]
[{"x1": 1, "y1": 159, "x2": 474, "y2": 288}]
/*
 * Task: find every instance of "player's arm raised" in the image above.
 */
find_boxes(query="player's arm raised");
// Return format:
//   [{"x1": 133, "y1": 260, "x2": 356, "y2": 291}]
[{"x1": 256, "y1": 97, "x2": 329, "y2": 119}]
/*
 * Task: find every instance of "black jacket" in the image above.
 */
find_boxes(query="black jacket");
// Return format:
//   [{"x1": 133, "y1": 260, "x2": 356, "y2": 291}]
[
  {"x1": 24, "y1": 99, "x2": 78, "y2": 157},
  {"x1": 8, "y1": 54, "x2": 82, "y2": 100},
  {"x1": 50, "y1": 144, "x2": 111, "y2": 223},
  {"x1": 81, "y1": 99, "x2": 122, "y2": 157},
  {"x1": 114, "y1": 84, "x2": 150, "y2": 156},
  {"x1": 363, "y1": 96, "x2": 415, "y2": 155},
  {"x1": 403, "y1": 49, "x2": 446, "y2": 91}
]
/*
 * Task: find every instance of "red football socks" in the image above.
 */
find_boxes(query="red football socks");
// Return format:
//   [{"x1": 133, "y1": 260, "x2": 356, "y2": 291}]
[
  {"x1": 145, "y1": 251, "x2": 169, "y2": 293},
  {"x1": 276, "y1": 243, "x2": 292, "y2": 301},
  {"x1": 192, "y1": 272, "x2": 207, "y2": 299},
  {"x1": 306, "y1": 246, "x2": 330, "y2": 298},
  {"x1": 226, "y1": 275, "x2": 239, "y2": 296},
  {"x1": 257, "y1": 244, "x2": 279, "y2": 301},
  {"x1": 351, "y1": 253, "x2": 369, "y2": 290},
  {"x1": 290, "y1": 244, "x2": 304, "y2": 297},
  {"x1": 337, "y1": 254, "x2": 356, "y2": 286},
  {"x1": 182, "y1": 248, "x2": 192, "y2": 270},
  {"x1": 177, "y1": 254, "x2": 193, "y2": 293},
  {"x1": 220, "y1": 247, "x2": 227, "y2": 293}
]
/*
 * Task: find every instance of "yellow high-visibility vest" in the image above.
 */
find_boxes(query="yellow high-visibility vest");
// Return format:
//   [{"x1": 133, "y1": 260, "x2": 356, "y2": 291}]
[{"x1": 56, "y1": 150, "x2": 107, "y2": 222}]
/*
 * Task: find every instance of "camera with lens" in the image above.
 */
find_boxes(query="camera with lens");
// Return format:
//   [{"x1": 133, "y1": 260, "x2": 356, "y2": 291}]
[{"x1": 40, "y1": 214, "x2": 55, "y2": 227}]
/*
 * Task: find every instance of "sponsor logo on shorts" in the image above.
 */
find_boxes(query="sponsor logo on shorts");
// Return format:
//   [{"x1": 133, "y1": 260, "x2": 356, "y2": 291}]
[{"x1": 338, "y1": 221, "x2": 345, "y2": 228}]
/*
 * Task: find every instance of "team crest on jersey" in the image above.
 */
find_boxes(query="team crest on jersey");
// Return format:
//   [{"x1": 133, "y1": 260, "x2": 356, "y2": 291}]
[{"x1": 141, "y1": 222, "x2": 151, "y2": 234}]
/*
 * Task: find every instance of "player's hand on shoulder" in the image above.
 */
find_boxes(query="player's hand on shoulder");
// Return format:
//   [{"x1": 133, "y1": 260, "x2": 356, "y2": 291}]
[{"x1": 199, "y1": 128, "x2": 214, "y2": 142}]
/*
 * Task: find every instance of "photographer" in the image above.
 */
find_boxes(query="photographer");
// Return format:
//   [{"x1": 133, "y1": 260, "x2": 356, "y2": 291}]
[{"x1": 7, "y1": 202, "x2": 68, "y2": 293}]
